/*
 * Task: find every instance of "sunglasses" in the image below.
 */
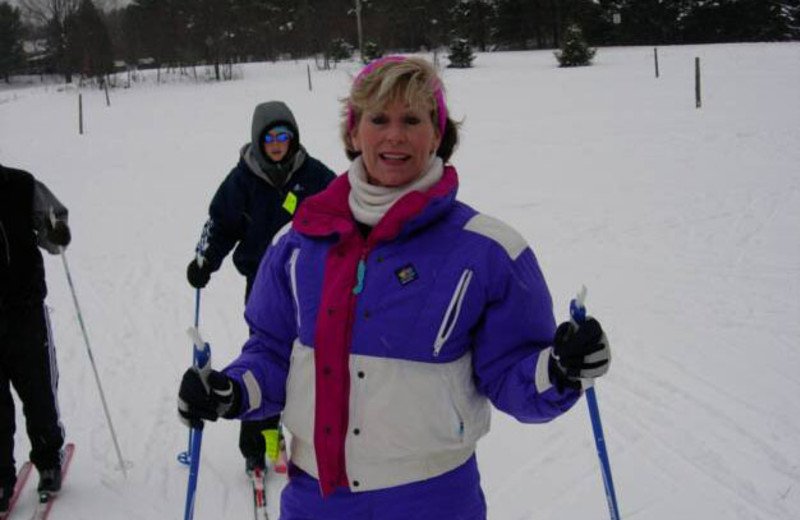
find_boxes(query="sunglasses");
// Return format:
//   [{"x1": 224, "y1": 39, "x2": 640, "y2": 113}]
[{"x1": 264, "y1": 133, "x2": 291, "y2": 144}]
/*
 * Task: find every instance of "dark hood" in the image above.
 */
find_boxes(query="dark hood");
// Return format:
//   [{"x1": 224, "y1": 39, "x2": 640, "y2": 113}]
[{"x1": 247, "y1": 101, "x2": 305, "y2": 187}]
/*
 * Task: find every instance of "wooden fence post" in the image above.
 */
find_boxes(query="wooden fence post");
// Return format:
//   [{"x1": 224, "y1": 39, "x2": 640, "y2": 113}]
[
  {"x1": 654, "y1": 47, "x2": 659, "y2": 78},
  {"x1": 695, "y1": 57, "x2": 702, "y2": 108},
  {"x1": 78, "y1": 93, "x2": 84, "y2": 135}
]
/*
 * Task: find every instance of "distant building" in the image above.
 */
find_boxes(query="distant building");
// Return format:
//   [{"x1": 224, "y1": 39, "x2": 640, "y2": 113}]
[{"x1": 137, "y1": 57, "x2": 158, "y2": 70}]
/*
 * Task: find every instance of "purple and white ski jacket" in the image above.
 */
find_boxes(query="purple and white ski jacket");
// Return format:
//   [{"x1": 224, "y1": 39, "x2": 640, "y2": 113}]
[{"x1": 223, "y1": 165, "x2": 580, "y2": 497}]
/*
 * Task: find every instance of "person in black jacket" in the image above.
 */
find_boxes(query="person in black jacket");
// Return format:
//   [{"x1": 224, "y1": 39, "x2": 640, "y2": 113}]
[
  {"x1": 0, "y1": 165, "x2": 71, "y2": 513},
  {"x1": 186, "y1": 101, "x2": 336, "y2": 474}
]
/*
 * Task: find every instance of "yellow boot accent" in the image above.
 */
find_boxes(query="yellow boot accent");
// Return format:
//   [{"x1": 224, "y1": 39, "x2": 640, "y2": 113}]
[{"x1": 262, "y1": 429, "x2": 280, "y2": 464}]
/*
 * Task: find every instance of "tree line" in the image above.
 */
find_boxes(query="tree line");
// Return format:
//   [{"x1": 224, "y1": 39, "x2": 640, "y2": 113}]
[{"x1": 2, "y1": 0, "x2": 799, "y2": 84}]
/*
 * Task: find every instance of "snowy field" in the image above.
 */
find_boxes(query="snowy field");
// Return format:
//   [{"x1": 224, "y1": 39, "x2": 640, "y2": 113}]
[{"x1": 1, "y1": 42, "x2": 799, "y2": 519}]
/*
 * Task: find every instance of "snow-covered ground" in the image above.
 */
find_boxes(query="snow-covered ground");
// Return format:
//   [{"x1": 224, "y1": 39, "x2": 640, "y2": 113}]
[{"x1": 1, "y1": 42, "x2": 799, "y2": 519}]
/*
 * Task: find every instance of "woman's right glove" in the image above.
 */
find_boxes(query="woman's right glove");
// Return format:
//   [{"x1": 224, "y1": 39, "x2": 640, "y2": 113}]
[
  {"x1": 178, "y1": 368, "x2": 241, "y2": 428},
  {"x1": 549, "y1": 318, "x2": 611, "y2": 392}
]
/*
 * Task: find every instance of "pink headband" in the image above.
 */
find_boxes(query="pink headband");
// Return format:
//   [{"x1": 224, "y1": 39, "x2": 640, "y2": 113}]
[{"x1": 346, "y1": 55, "x2": 448, "y2": 137}]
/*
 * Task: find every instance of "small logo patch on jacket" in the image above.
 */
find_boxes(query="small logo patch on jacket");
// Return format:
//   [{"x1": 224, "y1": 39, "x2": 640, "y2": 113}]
[
  {"x1": 395, "y1": 264, "x2": 418, "y2": 286},
  {"x1": 283, "y1": 192, "x2": 298, "y2": 214}
]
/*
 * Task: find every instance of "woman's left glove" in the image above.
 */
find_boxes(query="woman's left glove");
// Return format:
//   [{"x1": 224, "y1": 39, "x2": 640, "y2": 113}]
[
  {"x1": 178, "y1": 368, "x2": 241, "y2": 428},
  {"x1": 549, "y1": 318, "x2": 611, "y2": 392}
]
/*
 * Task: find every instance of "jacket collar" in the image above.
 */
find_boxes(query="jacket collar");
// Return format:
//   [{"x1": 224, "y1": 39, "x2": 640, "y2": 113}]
[
  {"x1": 240, "y1": 143, "x2": 308, "y2": 188},
  {"x1": 294, "y1": 165, "x2": 459, "y2": 244}
]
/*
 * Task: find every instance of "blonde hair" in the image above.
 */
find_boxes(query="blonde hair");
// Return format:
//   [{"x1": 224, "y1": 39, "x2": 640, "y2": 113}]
[{"x1": 341, "y1": 56, "x2": 459, "y2": 162}]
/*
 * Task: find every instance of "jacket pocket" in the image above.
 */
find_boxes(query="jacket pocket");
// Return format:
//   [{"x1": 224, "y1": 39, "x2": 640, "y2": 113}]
[
  {"x1": 433, "y1": 269, "x2": 473, "y2": 357},
  {"x1": 446, "y1": 388, "x2": 466, "y2": 442}
]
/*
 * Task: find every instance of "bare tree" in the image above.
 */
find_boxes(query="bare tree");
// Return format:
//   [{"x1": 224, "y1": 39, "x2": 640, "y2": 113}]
[
  {"x1": 19, "y1": 0, "x2": 80, "y2": 82},
  {"x1": 0, "y1": 3, "x2": 26, "y2": 82}
]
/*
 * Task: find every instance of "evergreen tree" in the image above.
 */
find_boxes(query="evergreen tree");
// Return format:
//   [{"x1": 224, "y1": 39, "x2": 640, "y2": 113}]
[
  {"x1": 123, "y1": 0, "x2": 180, "y2": 70},
  {"x1": 680, "y1": 0, "x2": 800, "y2": 43},
  {"x1": 65, "y1": 0, "x2": 113, "y2": 80},
  {"x1": 0, "y1": 2, "x2": 25, "y2": 82},
  {"x1": 493, "y1": 0, "x2": 533, "y2": 49},
  {"x1": 447, "y1": 37, "x2": 475, "y2": 68},
  {"x1": 605, "y1": 0, "x2": 686, "y2": 45},
  {"x1": 361, "y1": 40, "x2": 383, "y2": 64},
  {"x1": 791, "y1": 0, "x2": 800, "y2": 38},
  {"x1": 554, "y1": 23, "x2": 596, "y2": 67},
  {"x1": 449, "y1": 0, "x2": 495, "y2": 52},
  {"x1": 328, "y1": 37, "x2": 353, "y2": 63}
]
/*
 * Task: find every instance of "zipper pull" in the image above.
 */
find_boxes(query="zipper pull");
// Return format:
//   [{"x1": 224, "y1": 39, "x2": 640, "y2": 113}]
[{"x1": 352, "y1": 258, "x2": 366, "y2": 295}]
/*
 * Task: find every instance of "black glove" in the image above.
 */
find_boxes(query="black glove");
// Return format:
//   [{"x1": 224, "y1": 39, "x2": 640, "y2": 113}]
[
  {"x1": 47, "y1": 220, "x2": 71, "y2": 247},
  {"x1": 186, "y1": 259, "x2": 211, "y2": 289},
  {"x1": 178, "y1": 368, "x2": 241, "y2": 428},
  {"x1": 550, "y1": 318, "x2": 611, "y2": 392}
]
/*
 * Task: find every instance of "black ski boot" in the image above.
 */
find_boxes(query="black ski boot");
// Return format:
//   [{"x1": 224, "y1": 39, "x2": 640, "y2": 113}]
[
  {"x1": 245, "y1": 455, "x2": 266, "y2": 477},
  {"x1": 0, "y1": 481, "x2": 14, "y2": 515},
  {"x1": 37, "y1": 467, "x2": 61, "y2": 502}
]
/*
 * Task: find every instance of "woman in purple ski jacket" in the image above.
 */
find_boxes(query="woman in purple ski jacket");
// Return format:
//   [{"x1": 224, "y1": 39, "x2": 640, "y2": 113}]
[{"x1": 178, "y1": 56, "x2": 612, "y2": 519}]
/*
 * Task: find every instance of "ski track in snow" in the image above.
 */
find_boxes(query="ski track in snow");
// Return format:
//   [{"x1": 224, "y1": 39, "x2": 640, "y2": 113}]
[{"x1": 2, "y1": 42, "x2": 799, "y2": 519}]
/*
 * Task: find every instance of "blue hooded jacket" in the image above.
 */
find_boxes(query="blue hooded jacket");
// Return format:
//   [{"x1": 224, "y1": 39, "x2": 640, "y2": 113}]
[{"x1": 194, "y1": 101, "x2": 336, "y2": 282}]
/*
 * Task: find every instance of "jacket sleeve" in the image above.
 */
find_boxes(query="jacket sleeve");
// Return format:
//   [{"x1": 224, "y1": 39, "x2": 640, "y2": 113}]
[
  {"x1": 472, "y1": 243, "x2": 581, "y2": 423},
  {"x1": 196, "y1": 169, "x2": 246, "y2": 272},
  {"x1": 222, "y1": 227, "x2": 297, "y2": 420},
  {"x1": 32, "y1": 180, "x2": 68, "y2": 254}
]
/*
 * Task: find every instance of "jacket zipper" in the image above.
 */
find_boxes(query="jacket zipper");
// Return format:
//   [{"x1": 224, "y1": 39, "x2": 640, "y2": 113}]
[
  {"x1": 288, "y1": 248, "x2": 301, "y2": 329},
  {"x1": 433, "y1": 269, "x2": 473, "y2": 357}
]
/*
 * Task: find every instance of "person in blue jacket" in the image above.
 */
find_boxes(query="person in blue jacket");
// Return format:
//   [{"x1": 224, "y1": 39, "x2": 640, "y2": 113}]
[
  {"x1": 179, "y1": 57, "x2": 611, "y2": 519},
  {"x1": 185, "y1": 101, "x2": 336, "y2": 474}
]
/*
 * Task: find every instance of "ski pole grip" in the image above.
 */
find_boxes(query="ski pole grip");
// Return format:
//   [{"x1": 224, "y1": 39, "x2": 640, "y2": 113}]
[
  {"x1": 569, "y1": 285, "x2": 594, "y2": 390},
  {"x1": 48, "y1": 207, "x2": 66, "y2": 254},
  {"x1": 569, "y1": 285, "x2": 588, "y2": 325}
]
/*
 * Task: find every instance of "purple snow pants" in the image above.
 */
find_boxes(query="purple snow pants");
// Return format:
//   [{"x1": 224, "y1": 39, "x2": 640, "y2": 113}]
[{"x1": 279, "y1": 455, "x2": 487, "y2": 520}]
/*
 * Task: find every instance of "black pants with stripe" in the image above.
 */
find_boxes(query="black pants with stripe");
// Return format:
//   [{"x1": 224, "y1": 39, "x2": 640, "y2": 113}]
[{"x1": 0, "y1": 303, "x2": 65, "y2": 488}]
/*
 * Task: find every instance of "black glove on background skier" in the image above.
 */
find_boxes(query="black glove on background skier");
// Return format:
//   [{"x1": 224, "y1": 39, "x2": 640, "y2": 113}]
[
  {"x1": 178, "y1": 368, "x2": 241, "y2": 428},
  {"x1": 186, "y1": 259, "x2": 211, "y2": 289},
  {"x1": 47, "y1": 220, "x2": 71, "y2": 247},
  {"x1": 549, "y1": 317, "x2": 611, "y2": 392}
]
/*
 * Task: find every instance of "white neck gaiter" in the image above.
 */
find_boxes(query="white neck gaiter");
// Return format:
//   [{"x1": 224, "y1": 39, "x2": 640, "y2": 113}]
[{"x1": 348, "y1": 155, "x2": 444, "y2": 226}]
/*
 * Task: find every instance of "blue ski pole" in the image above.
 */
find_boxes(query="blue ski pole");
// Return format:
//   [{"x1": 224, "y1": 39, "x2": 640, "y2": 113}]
[
  {"x1": 570, "y1": 286, "x2": 621, "y2": 520},
  {"x1": 183, "y1": 327, "x2": 211, "y2": 520},
  {"x1": 178, "y1": 289, "x2": 202, "y2": 466}
]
